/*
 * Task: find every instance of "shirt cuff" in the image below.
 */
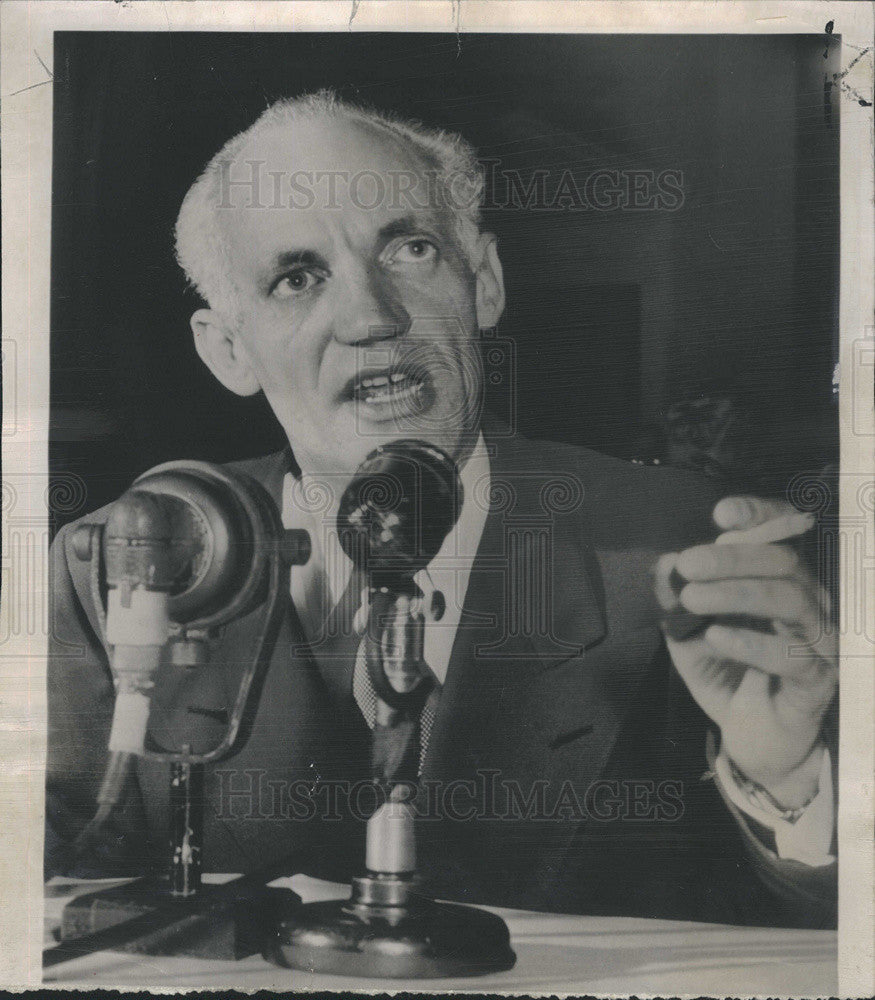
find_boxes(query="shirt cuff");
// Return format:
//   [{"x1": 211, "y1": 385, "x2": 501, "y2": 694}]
[{"x1": 713, "y1": 746, "x2": 835, "y2": 867}]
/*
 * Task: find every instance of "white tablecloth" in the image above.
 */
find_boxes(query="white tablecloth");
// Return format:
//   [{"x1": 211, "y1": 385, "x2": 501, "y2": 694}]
[{"x1": 43, "y1": 875, "x2": 836, "y2": 996}]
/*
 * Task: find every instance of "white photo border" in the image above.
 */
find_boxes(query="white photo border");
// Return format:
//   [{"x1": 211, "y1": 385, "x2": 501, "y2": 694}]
[{"x1": 1, "y1": 1, "x2": 871, "y2": 993}]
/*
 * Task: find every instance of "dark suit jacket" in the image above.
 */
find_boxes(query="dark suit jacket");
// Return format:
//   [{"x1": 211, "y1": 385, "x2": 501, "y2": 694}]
[{"x1": 45, "y1": 425, "x2": 837, "y2": 928}]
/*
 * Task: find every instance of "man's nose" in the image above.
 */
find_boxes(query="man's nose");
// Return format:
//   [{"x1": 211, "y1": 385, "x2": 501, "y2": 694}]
[{"x1": 331, "y1": 270, "x2": 410, "y2": 345}]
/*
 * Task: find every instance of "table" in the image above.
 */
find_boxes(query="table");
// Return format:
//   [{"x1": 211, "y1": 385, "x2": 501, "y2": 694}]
[{"x1": 43, "y1": 875, "x2": 836, "y2": 995}]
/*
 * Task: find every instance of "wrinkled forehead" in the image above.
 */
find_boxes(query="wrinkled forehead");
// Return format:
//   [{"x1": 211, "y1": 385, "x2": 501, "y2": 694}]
[{"x1": 218, "y1": 115, "x2": 448, "y2": 275}]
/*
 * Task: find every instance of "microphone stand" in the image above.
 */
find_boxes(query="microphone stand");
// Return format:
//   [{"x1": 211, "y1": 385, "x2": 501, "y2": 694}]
[
  {"x1": 265, "y1": 441, "x2": 515, "y2": 979},
  {"x1": 44, "y1": 847, "x2": 316, "y2": 970}
]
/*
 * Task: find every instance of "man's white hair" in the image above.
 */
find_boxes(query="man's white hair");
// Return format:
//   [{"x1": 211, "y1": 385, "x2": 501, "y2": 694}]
[{"x1": 175, "y1": 90, "x2": 485, "y2": 322}]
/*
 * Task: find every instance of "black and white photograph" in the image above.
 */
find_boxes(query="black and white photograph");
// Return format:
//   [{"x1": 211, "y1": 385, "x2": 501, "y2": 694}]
[{"x1": 1, "y1": 1, "x2": 873, "y2": 994}]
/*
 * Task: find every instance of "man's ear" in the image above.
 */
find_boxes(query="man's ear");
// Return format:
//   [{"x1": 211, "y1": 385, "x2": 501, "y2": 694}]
[
  {"x1": 190, "y1": 309, "x2": 261, "y2": 397},
  {"x1": 473, "y1": 233, "x2": 506, "y2": 330}
]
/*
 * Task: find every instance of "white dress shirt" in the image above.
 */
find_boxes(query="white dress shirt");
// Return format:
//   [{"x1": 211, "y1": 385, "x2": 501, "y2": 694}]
[{"x1": 280, "y1": 437, "x2": 832, "y2": 864}]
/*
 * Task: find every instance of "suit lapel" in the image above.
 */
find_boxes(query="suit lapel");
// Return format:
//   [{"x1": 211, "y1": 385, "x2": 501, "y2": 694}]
[
  {"x1": 422, "y1": 425, "x2": 662, "y2": 794},
  {"x1": 423, "y1": 427, "x2": 606, "y2": 780},
  {"x1": 416, "y1": 428, "x2": 672, "y2": 900}
]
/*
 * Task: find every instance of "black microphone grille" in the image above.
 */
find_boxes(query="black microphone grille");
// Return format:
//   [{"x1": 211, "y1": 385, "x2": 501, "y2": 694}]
[{"x1": 337, "y1": 440, "x2": 463, "y2": 578}]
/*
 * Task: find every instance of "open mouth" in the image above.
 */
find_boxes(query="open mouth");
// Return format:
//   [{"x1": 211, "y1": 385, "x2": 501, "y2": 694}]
[{"x1": 346, "y1": 367, "x2": 429, "y2": 408}]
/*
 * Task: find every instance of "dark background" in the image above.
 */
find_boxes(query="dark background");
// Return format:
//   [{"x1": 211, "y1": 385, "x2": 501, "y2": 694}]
[{"x1": 50, "y1": 32, "x2": 840, "y2": 530}]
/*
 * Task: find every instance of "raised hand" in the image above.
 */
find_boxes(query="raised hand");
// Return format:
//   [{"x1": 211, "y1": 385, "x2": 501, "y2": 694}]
[{"x1": 655, "y1": 496, "x2": 837, "y2": 809}]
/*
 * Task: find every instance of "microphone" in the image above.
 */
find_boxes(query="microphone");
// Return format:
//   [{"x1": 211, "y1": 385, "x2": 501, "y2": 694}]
[
  {"x1": 70, "y1": 462, "x2": 310, "y2": 847},
  {"x1": 337, "y1": 440, "x2": 462, "y2": 710},
  {"x1": 100, "y1": 490, "x2": 177, "y2": 758},
  {"x1": 337, "y1": 439, "x2": 462, "y2": 583},
  {"x1": 57, "y1": 463, "x2": 310, "y2": 953},
  {"x1": 268, "y1": 441, "x2": 516, "y2": 978}
]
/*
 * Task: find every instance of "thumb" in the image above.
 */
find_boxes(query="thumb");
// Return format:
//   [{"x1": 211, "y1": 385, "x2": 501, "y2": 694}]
[{"x1": 713, "y1": 496, "x2": 798, "y2": 531}]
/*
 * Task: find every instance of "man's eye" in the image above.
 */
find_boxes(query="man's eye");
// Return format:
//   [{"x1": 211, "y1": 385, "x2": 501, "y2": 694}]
[
  {"x1": 272, "y1": 270, "x2": 323, "y2": 299},
  {"x1": 390, "y1": 239, "x2": 438, "y2": 264}
]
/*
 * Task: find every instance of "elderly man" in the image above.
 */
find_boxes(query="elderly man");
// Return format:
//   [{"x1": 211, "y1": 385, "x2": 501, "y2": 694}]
[{"x1": 46, "y1": 92, "x2": 837, "y2": 927}]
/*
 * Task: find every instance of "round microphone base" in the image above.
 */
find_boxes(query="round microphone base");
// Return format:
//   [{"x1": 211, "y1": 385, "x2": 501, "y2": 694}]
[{"x1": 264, "y1": 873, "x2": 516, "y2": 980}]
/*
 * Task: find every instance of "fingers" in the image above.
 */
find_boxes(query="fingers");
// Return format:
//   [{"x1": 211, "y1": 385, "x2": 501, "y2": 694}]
[
  {"x1": 713, "y1": 496, "x2": 815, "y2": 546},
  {"x1": 713, "y1": 496, "x2": 796, "y2": 531},
  {"x1": 680, "y1": 577, "x2": 816, "y2": 627},
  {"x1": 715, "y1": 512, "x2": 815, "y2": 546},
  {"x1": 654, "y1": 552, "x2": 679, "y2": 611},
  {"x1": 676, "y1": 542, "x2": 800, "y2": 581},
  {"x1": 703, "y1": 623, "x2": 826, "y2": 683},
  {"x1": 656, "y1": 539, "x2": 828, "y2": 646}
]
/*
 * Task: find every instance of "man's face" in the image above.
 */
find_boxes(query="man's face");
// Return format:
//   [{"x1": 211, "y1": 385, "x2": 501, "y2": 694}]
[{"x1": 194, "y1": 116, "x2": 504, "y2": 478}]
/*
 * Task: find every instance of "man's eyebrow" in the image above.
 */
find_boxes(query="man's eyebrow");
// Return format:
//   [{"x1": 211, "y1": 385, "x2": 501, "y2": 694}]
[
  {"x1": 266, "y1": 249, "x2": 327, "y2": 273},
  {"x1": 377, "y1": 215, "x2": 442, "y2": 243}
]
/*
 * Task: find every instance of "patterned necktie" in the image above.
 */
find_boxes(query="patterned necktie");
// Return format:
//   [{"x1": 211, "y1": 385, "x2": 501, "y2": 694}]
[
  {"x1": 294, "y1": 537, "x2": 439, "y2": 779},
  {"x1": 352, "y1": 640, "x2": 439, "y2": 776}
]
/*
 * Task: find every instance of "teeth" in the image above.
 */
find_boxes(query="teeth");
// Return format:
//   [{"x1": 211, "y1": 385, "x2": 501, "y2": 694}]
[
  {"x1": 358, "y1": 373, "x2": 423, "y2": 405},
  {"x1": 356, "y1": 370, "x2": 413, "y2": 391}
]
